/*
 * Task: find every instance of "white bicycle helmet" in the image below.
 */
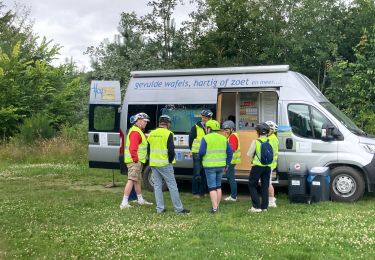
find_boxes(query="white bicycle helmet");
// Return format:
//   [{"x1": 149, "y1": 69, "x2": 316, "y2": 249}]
[
  {"x1": 265, "y1": 121, "x2": 278, "y2": 132},
  {"x1": 134, "y1": 112, "x2": 150, "y2": 122}
]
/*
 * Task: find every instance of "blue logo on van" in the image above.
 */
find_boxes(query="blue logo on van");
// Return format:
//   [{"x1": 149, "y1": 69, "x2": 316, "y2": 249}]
[{"x1": 92, "y1": 83, "x2": 103, "y2": 99}]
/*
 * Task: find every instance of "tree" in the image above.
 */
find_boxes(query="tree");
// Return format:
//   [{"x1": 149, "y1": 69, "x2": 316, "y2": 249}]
[
  {"x1": 326, "y1": 26, "x2": 375, "y2": 133},
  {"x1": 0, "y1": 2, "x2": 88, "y2": 139},
  {"x1": 86, "y1": 0, "x2": 187, "y2": 93}
]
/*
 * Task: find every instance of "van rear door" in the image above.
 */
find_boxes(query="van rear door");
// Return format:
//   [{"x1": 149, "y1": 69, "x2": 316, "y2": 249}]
[{"x1": 88, "y1": 81, "x2": 121, "y2": 169}]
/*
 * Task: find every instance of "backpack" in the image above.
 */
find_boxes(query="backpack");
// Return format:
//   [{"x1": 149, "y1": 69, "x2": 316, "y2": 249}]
[{"x1": 256, "y1": 139, "x2": 273, "y2": 165}]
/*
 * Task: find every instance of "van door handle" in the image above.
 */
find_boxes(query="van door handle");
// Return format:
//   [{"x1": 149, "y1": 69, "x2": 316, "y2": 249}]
[
  {"x1": 93, "y1": 133, "x2": 99, "y2": 143},
  {"x1": 286, "y1": 138, "x2": 293, "y2": 149}
]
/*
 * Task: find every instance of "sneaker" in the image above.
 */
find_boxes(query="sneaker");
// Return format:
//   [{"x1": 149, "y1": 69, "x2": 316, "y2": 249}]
[
  {"x1": 268, "y1": 201, "x2": 277, "y2": 208},
  {"x1": 157, "y1": 209, "x2": 167, "y2": 214},
  {"x1": 268, "y1": 197, "x2": 277, "y2": 208},
  {"x1": 248, "y1": 207, "x2": 262, "y2": 213},
  {"x1": 262, "y1": 209, "x2": 268, "y2": 212},
  {"x1": 120, "y1": 203, "x2": 133, "y2": 209},
  {"x1": 224, "y1": 196, "x2": 237, "y2": 202},
  {"x1": 192, "y1": 194, "x2": 201, "y2": 199},
  {"x1": 209, "y1": 208, "x2": 218, "y2": 214},
  {"x1": 177, "y1": 209, "x2": 190, "y2": 214},
  {"x1": 137, "y1": 199, "x2": 153, "y2": 205}
]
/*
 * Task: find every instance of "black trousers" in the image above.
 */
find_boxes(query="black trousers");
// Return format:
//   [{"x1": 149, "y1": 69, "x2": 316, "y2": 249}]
[{"x1": 248, "y1": 165, "x2": 271, "y2": 209}]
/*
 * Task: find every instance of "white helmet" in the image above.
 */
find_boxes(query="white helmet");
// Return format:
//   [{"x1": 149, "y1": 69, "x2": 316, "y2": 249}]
[
  {"x1": 134, "y1": 112, "x2": 150, "y2": 122},
  {"x1": 265, "y1": 121, "x2": 278, "y2": 132}
]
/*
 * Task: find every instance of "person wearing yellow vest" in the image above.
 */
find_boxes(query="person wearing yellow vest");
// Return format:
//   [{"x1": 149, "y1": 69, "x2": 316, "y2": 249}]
[
  {"x1": 265, "y1": 121, "x2": 279, "y2": 208},
  {"x1": 199, "y1": 120, "x2": 233, "y2": 214},
  {"x1": 222, "y1": 120, "x2": 241, "y2": 202},
  {"x1": 148, "y1": 115, "x2": 190, "y2": 214},
  {"x1": 246, "y1": 123, "x2": 272, "y2": 213},
  {"x1": 120, "y1": 112, "x2": 153, "y2": 209},
  {"x1": 189, "y1": 110, "x2": 213, "y2": 198}
]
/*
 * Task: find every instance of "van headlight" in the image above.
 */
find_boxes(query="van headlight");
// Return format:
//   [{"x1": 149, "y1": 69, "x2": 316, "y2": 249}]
[{"x1": 360, "y1": 143, "x2": 375, "y2": 154}]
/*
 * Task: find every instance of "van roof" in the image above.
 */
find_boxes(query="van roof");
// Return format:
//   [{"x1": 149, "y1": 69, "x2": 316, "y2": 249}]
[{"x1": 131, "y1": 65, "x2": 289, "y2": 78}]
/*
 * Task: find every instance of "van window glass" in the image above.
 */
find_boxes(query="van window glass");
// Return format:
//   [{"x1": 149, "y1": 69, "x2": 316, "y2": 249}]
[
  {"x1": 320, "y1": 102, "x2": 365, "y2": 136},
  {"x1": 93, "y1": 106, "x2": 116, "y2": 131},
  {"x1": 311, "y1": 107, "x2": 331, "y2": 139},
  {"x1": 127, "y1": 105, "x2": 157, "y2": 132},
  {"x1": 239, "y1": 92, "x2": 259, "y2": 130},
  {"x1": 288, "y1": 104, "x2": 313, "y2": 138},
  {"x1": 159, "y1": 104, "x2": 216, "y2": 133}
]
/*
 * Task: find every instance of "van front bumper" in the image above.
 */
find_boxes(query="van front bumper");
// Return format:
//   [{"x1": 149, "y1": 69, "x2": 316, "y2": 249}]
[{"x1": 363, "y1": 155, "x2": 375, "y2": 192}]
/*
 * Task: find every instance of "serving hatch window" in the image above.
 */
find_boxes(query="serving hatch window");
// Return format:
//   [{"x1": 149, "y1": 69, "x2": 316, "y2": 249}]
[{"x1": 127, "y1": 104, "x2": 216, "y2": 133}]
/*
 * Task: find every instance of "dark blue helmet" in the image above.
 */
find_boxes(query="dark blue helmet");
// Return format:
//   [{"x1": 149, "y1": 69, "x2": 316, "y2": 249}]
[{"x1": 255, "y1": 123, "x2": 270, "y2": 135}]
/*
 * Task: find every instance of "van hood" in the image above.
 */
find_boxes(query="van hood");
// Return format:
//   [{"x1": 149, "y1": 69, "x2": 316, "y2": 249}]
[{"x1": 358, "y1": 136, "x2": 375, "y2": 145}]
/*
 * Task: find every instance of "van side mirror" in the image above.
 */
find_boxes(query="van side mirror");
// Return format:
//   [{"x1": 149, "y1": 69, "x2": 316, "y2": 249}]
[{"x1": 321, "y1": 123, "x2": 343, "y2": 141}]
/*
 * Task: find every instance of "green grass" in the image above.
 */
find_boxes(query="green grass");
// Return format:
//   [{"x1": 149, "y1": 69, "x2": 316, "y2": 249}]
[{"x1": 1, "y1": 160, "x2": 375, "y2": 258}]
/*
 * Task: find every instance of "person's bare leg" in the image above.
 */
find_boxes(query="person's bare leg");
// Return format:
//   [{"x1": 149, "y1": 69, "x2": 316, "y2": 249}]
[
  {"x1": 217, "y1": 188, "x2": 222, "y2": 208},
  {"x1": 124, "y1": 180, "x2": 135, "y2": 196},
  {"x1": 133, "y1": 180, "x2": 142, "y2": 195},
  {"x1": 209, "y1": 190, "x2": 218, "y2": 209},
  {"x1": 268, "y1": 184, "x2": 274, "y2": 197}
]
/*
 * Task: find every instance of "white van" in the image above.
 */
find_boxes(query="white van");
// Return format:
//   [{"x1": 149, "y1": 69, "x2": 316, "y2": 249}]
[{"x1": 88, "y1": 65, "x2": 375, "y2": 202}]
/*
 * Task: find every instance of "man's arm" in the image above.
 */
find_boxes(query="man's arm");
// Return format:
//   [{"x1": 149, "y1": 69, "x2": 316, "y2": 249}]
[
  {"x1": 198, "y1": 138, "x2": 207, "y2": 159},
  {"x1": 129, "y1": 131, "x2": 142, "y2": 162},
  {"x1": 167, "y1": 133, "x2": 175, "y2": 163},
  {"x1": 228, "y1": 134, "x2": 238, "y2": 152},
  {"x1": 188, "y1": 125, "x2": 197, "y2": 150},
  {"x1": 226, "y1": 142, "x2": 233, "y2": 166},
  {"x1": 246, "y1": 140, "x2": 256, "y2": 159}
]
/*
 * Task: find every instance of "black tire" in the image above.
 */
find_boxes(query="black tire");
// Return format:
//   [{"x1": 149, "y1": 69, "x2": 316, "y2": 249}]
[
  {"x1": 142, "y1": 166, "x2": 167, "y2": 192},
  {"x1": 330, "y1": 166, "x2": 365, "y2": 202}
]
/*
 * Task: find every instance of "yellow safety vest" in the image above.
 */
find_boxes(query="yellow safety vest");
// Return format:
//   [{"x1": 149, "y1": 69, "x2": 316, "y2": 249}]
[
  {"x1": 229, "y1": 132, "x2": 241, "y2": 165},
  {"x1": 124, "y1": 126, "x2": 148, "y2": 163},
  {"x1": 202, "y1": 132, "x2": 228, "y2": 167},
  {"x1": 268, "y1": 133, "x2": 279, "y2": 169},
  {"x1": 191, "y1": 125, "x2": 205, "y2": 153},
  {"x1": 252, "y1": 137, "x2": 272, "y2": 167},
  {"x1": 148, "y1": 127, "x2": 176, "y2": 167}
]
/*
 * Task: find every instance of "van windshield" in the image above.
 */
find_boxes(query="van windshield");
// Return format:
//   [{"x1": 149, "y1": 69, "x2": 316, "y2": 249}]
[{"x1": 320, "y1": 102, "x2": 366, "y2": 136}]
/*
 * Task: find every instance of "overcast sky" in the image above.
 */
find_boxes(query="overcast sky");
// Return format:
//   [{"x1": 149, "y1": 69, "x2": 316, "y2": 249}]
[{"x1": 3, "y1": 0, "x2": 193, "y2": 71}]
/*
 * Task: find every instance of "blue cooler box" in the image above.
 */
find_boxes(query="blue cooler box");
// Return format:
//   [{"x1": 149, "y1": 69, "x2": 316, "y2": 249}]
[{"x1": 307, "y1": 167, "x2": 331, "y2": 202}]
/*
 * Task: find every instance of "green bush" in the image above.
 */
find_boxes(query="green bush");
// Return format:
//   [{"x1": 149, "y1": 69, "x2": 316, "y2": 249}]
[
  {"x1": 59, "y1": 119, "x2": 88, "y2": 143},
  {"x1": 17, "y1": 114, "x2": 56, "y2": 144}
]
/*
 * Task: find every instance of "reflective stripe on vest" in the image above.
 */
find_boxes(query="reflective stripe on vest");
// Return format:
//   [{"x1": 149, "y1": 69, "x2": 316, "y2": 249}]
[
  {"x1": 148, "y1": 128, "x2": 176, "y2": 167},
  {"x1": 202, "y1": 132, "x2": 228, "y2": 167},
  {"x1": 230, "y1": 132, "x2": 241, "y2": 165},
  {"x1": 191, "y1": 125, "x2": 205, "y2": 153},
  {"x1": 124, "y1": 126, "x2": 148, "y2": 163},
  {"x1": 252, "y1": 137, "x2": 271, "y2": 167},
  {"x1": 268, "y1": 133, "x2": 279, "y2": 169}
]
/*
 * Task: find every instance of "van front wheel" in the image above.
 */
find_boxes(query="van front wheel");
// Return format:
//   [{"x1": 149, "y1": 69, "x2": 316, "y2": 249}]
[
  {"x1": 330, "y1": 166, "x2": 365, "y2": 202},
  {"x1": 142, "y1": 166, "x2": 167, "y2": 192}
]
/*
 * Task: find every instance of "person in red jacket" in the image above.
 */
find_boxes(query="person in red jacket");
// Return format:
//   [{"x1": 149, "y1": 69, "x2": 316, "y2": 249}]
[
  {"x1": 120, "y1": 113, "x2": 153, "y2": 209},
  {"x1": 222, "y1": 120, "x2": 241, "y2": 202}
]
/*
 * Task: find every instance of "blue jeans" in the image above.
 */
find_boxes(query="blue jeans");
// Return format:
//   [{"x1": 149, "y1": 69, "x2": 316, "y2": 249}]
[
  {"x1": 248, "y1": 165, "x2": 271, "y2": 210},
  {"x1": 204, "y1": 167, "x2": 224, "y2": 191},
  {"x1": 225, "y1": 164, "x2": 237, "y2": 198},
  {"x1": 151, "y1": 164, "x2": 184, "y2": 213},
  {"x1": 192, "y1": 153, "x2": 208, "y2": 195}
]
